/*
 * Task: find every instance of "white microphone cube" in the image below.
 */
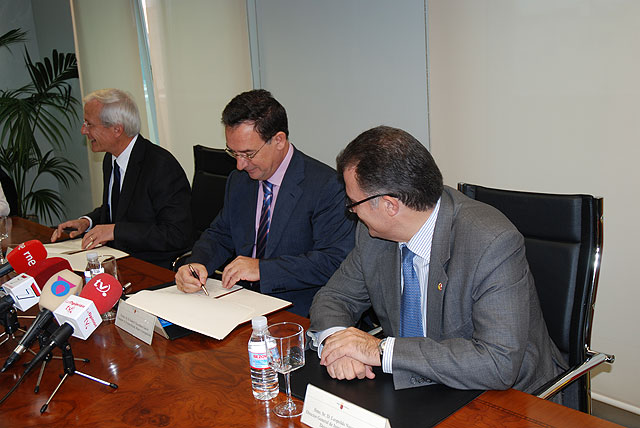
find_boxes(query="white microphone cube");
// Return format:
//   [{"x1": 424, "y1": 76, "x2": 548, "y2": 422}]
[
  {"x1": 2, "y1": 273, "x2": 41, "y2": 311},
  {"x1": 53, "y1": 295, "x2": 102, "y2": 340}
]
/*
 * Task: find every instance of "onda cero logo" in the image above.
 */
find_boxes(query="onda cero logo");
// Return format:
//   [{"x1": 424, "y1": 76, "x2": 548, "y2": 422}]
[{"x1": 51, "y1": 276, "x2": 75, "y2": 297}]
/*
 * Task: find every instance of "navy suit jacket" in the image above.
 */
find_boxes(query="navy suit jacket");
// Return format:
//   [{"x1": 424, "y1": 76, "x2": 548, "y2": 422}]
[
  {"x1": 86, "y1": 135, "x2": 193, "y2": 269},
  {"x1": 189, "y1": 147, "x2": 355, "y2": 316}
]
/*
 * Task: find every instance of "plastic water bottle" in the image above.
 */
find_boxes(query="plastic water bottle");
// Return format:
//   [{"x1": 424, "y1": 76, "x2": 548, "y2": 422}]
[
  {"x1": 83, "y1": 252, "x2": 103, "y2": 284},
  {"x1": 248, "y1": 316, "x2": 278, "y2": 400}
]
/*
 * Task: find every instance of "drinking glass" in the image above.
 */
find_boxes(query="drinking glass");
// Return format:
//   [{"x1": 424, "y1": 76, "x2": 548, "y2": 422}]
[
  {"x1": 265, "y1": 322, "x2": 305, "y2": 418},
  {"x1": 98, "y1": 255, "x2": 122, "y2": 321},
  {"x1": 99, "y1": 255, "x2": 120, "y2": 280},
  {"x1": 0, "y1": 216, "x2": 8, "y2": 264}
]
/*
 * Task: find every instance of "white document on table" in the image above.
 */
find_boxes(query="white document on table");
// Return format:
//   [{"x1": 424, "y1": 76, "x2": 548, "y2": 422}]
[
  {"x1": 123, "y1": 278, "x2": 292, "y2": 340},
  {"x1": 43, "y1": 239, "x2": 129, "y2": 271}
]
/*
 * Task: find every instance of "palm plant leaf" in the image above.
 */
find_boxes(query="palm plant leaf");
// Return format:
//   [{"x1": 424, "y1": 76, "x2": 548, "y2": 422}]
[
  {"x1": 24, "y1": 187, "x2": 66, "y2": 224},
  {"x1": 35, "y1": 150, "x2": 81, "y2": 188},
  {"x1": 0, "y1": 32, "x2": 81, "y2": 222},
  {"x1": 0, "y1": 29, "x2": 27, "y2": 52},
  {"x1": 25, "y1": 49, "x2": 78, "y2": 96}
]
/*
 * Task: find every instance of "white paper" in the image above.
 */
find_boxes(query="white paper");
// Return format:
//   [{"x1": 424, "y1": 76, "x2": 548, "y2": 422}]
[
  {"x1": 301, "y1": 384, "x2": 391, "y2": 428},
  {"x1": 44, "y1": 239, "x2": 129, "y2": 271},
  {"x1": 123, "y1": 279, "x2": 291, "y2": 340}
]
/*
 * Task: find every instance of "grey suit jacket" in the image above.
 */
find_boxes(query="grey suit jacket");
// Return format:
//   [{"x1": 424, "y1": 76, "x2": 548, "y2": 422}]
[{"x1": 310, "y1": 186, "x2": 566, "y2": 392}]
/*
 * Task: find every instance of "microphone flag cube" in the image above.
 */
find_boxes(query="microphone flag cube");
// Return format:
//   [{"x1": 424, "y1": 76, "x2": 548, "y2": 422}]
[
  {"x1": 53, "y1": 295, "x2": 102, "y2": 340},
  {"x1": 1, "y1": 273, "x2": 41, "y2": 311}
]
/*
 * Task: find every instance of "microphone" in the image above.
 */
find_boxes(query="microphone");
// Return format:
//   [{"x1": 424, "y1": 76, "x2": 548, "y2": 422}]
[
  {"x1": 26, "y1": 257, "x2": 73, "y2": 292},
  {"x1": 38, "y1": 269, "x2": 83, "y2": 312},
  {"x1": 0, "y1": 309, "x2": 53, "y2": 372},
  {"x1": 23, "y1": 274, "x2": 121, "y2": 376},
  {"x1": 0, "y1": 243, "x2": 50, "y2": 313},
  {"x1": 2, "y1": 240, "x2": 48, "y2": 276},
  {"x1": 0, "y1": 259, "x2": 76, "y2": 372},
  {"x1": 0, "y1": 273, "x2": 41, "y2": 312}
]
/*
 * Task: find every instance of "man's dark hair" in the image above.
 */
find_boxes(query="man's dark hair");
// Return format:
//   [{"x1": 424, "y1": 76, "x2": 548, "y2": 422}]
[
  {"x1": 336, "y1": 126, "x2": 443, "y2": 211},
  {"x1": 221, "y1": 89, "x2": 289, "y2": 141}
]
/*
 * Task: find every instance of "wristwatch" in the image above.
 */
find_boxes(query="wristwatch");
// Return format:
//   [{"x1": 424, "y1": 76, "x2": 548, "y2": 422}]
[{"x1": 378, "y1": 338, "x2": 388, "y2": 357}]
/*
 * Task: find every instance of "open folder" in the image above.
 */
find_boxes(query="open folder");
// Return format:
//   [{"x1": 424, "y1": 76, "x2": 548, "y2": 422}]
[
  {"x1": 124, "y1": 279, "x2": 291, "y2": 340},
  {"x1": 43, "y1": 239, "x2": 129, "y2": 271}
]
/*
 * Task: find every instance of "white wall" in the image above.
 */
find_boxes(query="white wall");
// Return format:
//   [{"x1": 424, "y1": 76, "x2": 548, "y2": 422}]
[
  {"x1": 248, "y1": 0, "x2": 429, "y2": 166},
  {"x1": 143, "y1": 0, "x2": 252, "y2": 180},
  {"x1": 70, "y1": 0, "x2": 150, "y2": 209},
  {"x1": 70, "y1": 0, "x2": 252, "y2": 189},
  {"x1": 428, "y1": 0, "x2": 640, "y2": 412}
]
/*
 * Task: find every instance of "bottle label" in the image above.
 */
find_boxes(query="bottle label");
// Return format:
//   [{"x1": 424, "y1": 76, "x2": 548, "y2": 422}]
[{"x1": 248, "y1": 343, "x2": 269, "y2": 369}]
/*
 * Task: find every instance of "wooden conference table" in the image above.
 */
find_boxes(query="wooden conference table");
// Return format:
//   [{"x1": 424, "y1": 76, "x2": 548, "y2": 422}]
[{"x1": 0, "y1": 217, "x2": 620, "y2": 427}]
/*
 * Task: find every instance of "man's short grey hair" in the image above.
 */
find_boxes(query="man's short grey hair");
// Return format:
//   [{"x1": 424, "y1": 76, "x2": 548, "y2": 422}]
[{"x1": 83, "y1": 88, "x2": 141, "y2": 137}]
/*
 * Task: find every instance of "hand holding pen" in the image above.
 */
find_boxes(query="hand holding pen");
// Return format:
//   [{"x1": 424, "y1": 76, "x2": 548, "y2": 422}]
[{"x1": 188, "y1": 263, "x2": 210, "y2": 296}]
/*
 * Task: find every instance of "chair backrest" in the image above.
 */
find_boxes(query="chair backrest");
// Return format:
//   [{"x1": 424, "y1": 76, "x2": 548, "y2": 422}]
[
  {"x1": 191, "y1": 146, "x2": 237, "y2": 238},
  {"x1": 458, "y1": 183, "x2": 603, "y2": 412},
  {"x1": 0, "y1": 168, "x2": 20, "y2": 216},
  {"x1": 194, "y1": 145, "x2": 236, "y2": 176}
]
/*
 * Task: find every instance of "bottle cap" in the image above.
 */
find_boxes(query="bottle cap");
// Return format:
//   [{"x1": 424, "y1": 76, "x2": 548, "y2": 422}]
[
  {"x1": 251, "y1": 316, "x2": 267, "y2": 331},
  {"x1": 86, "y1": 252, "x2": 98, "y2": 261}
]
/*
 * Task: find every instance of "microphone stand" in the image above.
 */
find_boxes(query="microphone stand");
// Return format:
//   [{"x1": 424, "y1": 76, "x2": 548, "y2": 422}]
[
  {"x1": 40, "y1": 339, "x2": 117, "y2": 413},
  {"x1": 0, "y1": 306, "x2": 26, "y2": 347},
  {"x1": 29, "y1": 323, "x2": 90, "y2": 394}
]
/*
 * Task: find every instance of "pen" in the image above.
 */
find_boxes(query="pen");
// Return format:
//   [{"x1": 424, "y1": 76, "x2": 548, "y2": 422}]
[{"x1": 188, "y1": 264, "x2": 209, "y2": 296}]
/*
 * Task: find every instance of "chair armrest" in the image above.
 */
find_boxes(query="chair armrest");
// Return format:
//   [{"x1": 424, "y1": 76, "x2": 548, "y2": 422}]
[
  {"x1": 171, "y1": 251, "x2": 192, "y2": 272},
  {"x1": 534, "y1": 349, "x2": 615, "y2": 400}
]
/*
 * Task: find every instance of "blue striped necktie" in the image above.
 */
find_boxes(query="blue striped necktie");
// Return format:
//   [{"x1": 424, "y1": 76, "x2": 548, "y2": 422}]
[
  {"x1": 399, "y1": 245, "x2": 424, "y2": 337},
  {"x1": 110, "y1": 161, "x2": 121, "y2": 223},
  {"x1": 255, "y1": 181, "x2": 273, "y2": 259}
]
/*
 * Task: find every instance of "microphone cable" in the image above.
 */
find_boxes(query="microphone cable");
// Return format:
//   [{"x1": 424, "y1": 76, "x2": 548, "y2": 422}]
[{"x1": 0, "y1": 369, "x2": 28, "y2": 406}]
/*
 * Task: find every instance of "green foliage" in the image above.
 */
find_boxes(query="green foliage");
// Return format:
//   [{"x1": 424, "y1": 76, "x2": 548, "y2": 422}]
[{"x1": 0, "y1": 29, "x2": 81, "y2": 224}]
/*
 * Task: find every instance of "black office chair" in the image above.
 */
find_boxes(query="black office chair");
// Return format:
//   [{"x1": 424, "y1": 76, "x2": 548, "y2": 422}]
[
  {"x1": 172, "y1": 145, "x2": 236, "y2": 271},
  {"x1": 0, "y1": 168, "x2": 20, "y2": 216},
  {"x1": 191, "y1": 145, "x2": 236, "y2": 237},
  {"x1": 457, "y1": 183, "x2": 614, "y2": 413}
]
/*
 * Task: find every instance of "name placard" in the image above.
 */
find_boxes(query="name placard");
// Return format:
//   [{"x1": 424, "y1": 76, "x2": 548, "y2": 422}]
[
  {"x1": 115, "y1": 299, "x2": 156, "y2": 345},
  {"x1": 301, "y1": 384, "x2": 391, "y2": 428}
]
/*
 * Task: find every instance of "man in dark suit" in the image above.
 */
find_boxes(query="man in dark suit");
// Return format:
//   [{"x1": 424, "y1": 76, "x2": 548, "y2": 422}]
[
  {"x1": 52, "y1": 88, "x2": 192, "y2": 269},
  {"x1": 175, "y1": 89, "x2": 355, "y2": 316},
  {"x1": 309, "y1": 126, "x2": 565, "y2": 393}
]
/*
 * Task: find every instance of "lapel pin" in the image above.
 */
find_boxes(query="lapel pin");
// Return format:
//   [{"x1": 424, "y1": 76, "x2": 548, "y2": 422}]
[{"x1": 437, "y1": 283, "x2": 443, "y2": 291}]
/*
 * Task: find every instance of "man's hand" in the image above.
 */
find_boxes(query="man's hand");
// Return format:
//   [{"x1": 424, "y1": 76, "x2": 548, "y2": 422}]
[
  {"x1": 320, "y1": 327, "x2": 382, "y2": 368},
  {"x1": 325, "y1": 356, "x2": 375, "y2": 380},
  {"x1": 82, "y1": 224, "x2": 115, "y2": 250},
  {"x1": 175, "y1": 263, "x2": 208, "y2": 293},
  {"x1": 221, "y1": 256, "x2": 260, "y2": 288},
  {"x1": 51, "y1": 218, "x2": 90, "y2": 242}
]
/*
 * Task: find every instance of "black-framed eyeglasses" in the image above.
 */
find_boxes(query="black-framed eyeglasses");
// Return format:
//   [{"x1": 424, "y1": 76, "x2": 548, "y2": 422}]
[
  {"x1": 346, "y1": 193, "x2": 398, "y2": 212},
  {"x1": 225, "y1": 140, "x2": 269, "y2": 160}
]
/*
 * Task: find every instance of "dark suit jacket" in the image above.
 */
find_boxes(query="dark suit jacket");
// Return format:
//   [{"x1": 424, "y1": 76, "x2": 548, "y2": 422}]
[
  {"x1": 310, "y1": 186, "x2": 566, "y2": 392},
  {"x1": 86, "y1": 135, "x2": 192, "y2": 269},
  {"x1": 189, "y1": 148, "x2": 355, "y2": 316}
]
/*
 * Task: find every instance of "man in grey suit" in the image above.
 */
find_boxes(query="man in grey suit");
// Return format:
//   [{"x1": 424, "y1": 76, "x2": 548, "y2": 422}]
[{"x1": 309, "y1": 126, "x2": 565, "y2": 393}]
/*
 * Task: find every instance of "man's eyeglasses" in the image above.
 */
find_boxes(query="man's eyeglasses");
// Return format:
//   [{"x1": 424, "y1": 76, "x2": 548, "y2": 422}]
[
  {"x1": 346, "y1": 193, "x2": 398, "y2": 212},
  {"x1": 225, "y1": 140, "x2": 269, "y2": 160}
]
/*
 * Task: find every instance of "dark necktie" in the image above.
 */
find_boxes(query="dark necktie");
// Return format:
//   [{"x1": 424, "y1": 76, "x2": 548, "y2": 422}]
[
  {"x1": 255, "y1": 181, "x2": 273, "y2": 260},
  {"x1": 399, "y1": 245, "x2": 424, "y2": 337},
  {"x1": 110, "y1": 161, "x2": 121, "y2": 223}
]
